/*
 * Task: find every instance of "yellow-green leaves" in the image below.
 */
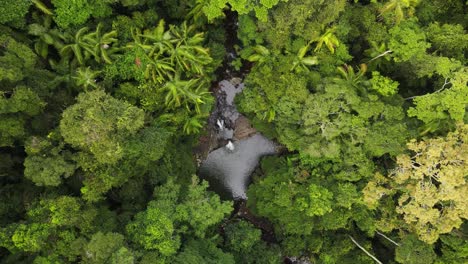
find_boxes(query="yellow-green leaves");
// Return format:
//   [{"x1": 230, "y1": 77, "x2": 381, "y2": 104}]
[
  {"x1": 290, "y1": 43, "x2": 319, "y2": 72},
  {"x1": 304, "y1": 184, "x2": 333, "y2": 216},
  {"x1": 364, "y1": 123, "x2": 468, "y2": 244},
  {"x1": 379, "y1": 0, "x2": 420, "y2": 24},
  {"x1": 312, "y1": 27, "x2": 340, "y2": 54},
  {"x1": 370, "y1": 71, "x2": 399, "y2": 96}
]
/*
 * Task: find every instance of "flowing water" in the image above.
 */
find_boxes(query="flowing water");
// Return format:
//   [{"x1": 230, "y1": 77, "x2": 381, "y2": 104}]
[
  {"x1": 194, "y1": 10, "x2": 279, "y2": 199},
  {"x1": 197, "y1": 79, "x2": 279, "y2": 199}
]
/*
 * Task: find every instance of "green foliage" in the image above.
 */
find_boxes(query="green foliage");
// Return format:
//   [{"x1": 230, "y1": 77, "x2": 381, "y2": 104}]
[
  {"x1": 224, "y1": 220, "x2": 282, "y2": 263},
  {"x1": 11, "y1": 223, "x2": 52, "y2": 252},
  {"x1": 0, "y1": 34, "x2": 38, "y2": 82},
  {"x1": 23, "y1": 136, "x2": 76, "y2": 186},
  {"x1": 0, "y1": 195, "x2": 108, "y2": 261},
  {"x1": 0, "y1": 35, "x2": 46, "y2": 146},
  {"x1": 110, "y1": 247, "x2": 135, "y2": 264},
  {"x1": 395, "y1": 235, "x2": 436, "y2": 264},
  {"x1": 0, "y1": 0, "x2": 31, "y2": 27},
  {"x1": 415, "y1": 0, "x2": 466, "y2": 26},
  {"x1": 59, "y1": 97, "x2": 172, "y2": 201},
  {"x1": 369, "y1": 71, "x2": 399, "y2": 96},
  {"x1": 83, "y1": 232, "x2": 133, "y2": 264},
  {"x1": 0, "y1": 86, "x2": 45, "y2": 116},
  {"x1": 171, "y1": 178, "x2": 233, "y2": 237},
  {"x1": 198, "y1": 0, "x2": 289, "y2": 22},
  {"x1": 111, "y1": 10, "x2": 159, "y2": 43},
  {"x1": 224, "y1": 221, "x2": 262, "y2": 252},
  {"x1": 51, "y1": 0, "x2": 113, "y2": 29},
  {"x1": 379, "y1": 0, "x2": 420, "y2": 24},
  {"x1": 60, "y1": 89, "x2": 145, "y2": 164},
  {"x1": 407, "y1": 68, "x2": 468, "y2": 131},
  {"x1": 76, "y1": 121, "x2": 171, "y2": 202},
  {"x1": 51, "y1": 0, "x2": 91, "y2": 28},
  {"x1": 248, "y1": 159, "x2": 346, "y2": 235},
  {"x1": 0, "y1": 117, "x2": 25, "y2": 146},
  {"x1": 24, "y1": 155, "x2": 75, "y2": 186},
  {"x1": 388, "y1": 19, "x2": 430, "y2": 62},
  {"x1": 127, "y1": 177, "x2": 232, "y2": 255},
  {"x1": 426, "y1": 23, "x2": 468, "y2": 62},
  {"x1": 257, "y1": 0, "x2": 346, "y2": 52},
  {"x1": 151, "y1": 177, "x2": 233, "y2": 237},
  {"x1": 436, "y1": 229, "x2": 468, "y2": 264},
  {"x1": 1, "y1": 1, "x2": 468, "y2": 263},
  {"x1": 172, "y1": 239, "x2": 235, "y2": 264}
]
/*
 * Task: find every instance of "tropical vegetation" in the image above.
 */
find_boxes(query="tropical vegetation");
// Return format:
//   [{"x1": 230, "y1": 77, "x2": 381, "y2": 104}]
[{"x1": 0, "y1": 0, "x2": 467, "y2": 263}]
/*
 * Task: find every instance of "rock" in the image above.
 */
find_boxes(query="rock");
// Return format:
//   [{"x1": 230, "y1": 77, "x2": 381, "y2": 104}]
[
  {"x1": 233, "y1": 115, "x2": 257, "y2": 140},
  {"x1": 230, "y1": 77, "x2": 243, "y2": 86}
]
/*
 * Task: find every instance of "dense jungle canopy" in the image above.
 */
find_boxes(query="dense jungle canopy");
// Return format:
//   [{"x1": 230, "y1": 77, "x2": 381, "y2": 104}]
[{"x1": 0, "y1": 0, "x2": 467, "y2": 263}]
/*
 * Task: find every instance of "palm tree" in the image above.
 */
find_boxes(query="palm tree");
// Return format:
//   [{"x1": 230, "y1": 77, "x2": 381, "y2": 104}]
[
  {"x1": 128, "y1": 19, "x2": 212, "y2": 82},
  {"x1": 185, "y1": 0, "x2": 208, "y2": 26},
  {"x1": 168, "y1": 21, "x2": 212, "y2": 75},
  {"x1": 183, "y1": 114, "x2": 205, "y2": 134},
  {"x1": 83, "y1": 23, "x2": 118, "y2": 64},
  {"x1": 170, "y1": 43, "x2": 212, "y2": 75},
  {"x1": 247, "y1": 45, "x2": 270, "y2": 65},
  {"x1": 28, "y1": 14, "x2": 65, "y2": 59},
  {"x1": 129, "y1": 20, "x2": 173, "y2": 55},
  {"x1": 161, "y1": 73, "x2": 210, "y2": 113},
  {"x1": 31, "y1": 0, "x2": 52, "y2": 15},
  {"x1": 60, "y1": 27, "x2": 95, "y2": 66},
  {"x1": 312, "y1": 27, "x2": 340, "y2": 54},
  {"x1": 144, "y1": 54, "x2": 175, "y2": 83},
  {"x1": 127, "y1": 20, "x2": 176, "y2": 83},
  {"x1": 380, "y1": 0, "x2": 420, "y2": 24},
  {"x1": 290, "y1": 43, "x2": 319, "y2": 72},
  {"x1": 337, "y1": 64, "x2": 368, "y2": 88},
  {"x1": 73, "y1": 67, "x2": 100, "y2": 90}
]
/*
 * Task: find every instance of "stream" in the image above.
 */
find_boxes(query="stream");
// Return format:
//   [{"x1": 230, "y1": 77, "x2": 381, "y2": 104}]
[
  {"x1": 192, "y1": 11, "x2": 308, "y2": 264},
  {"x1": 197, "y1": 79, "x2": 278, "y2": 199},
  {"x1": 194, "y1": 11, "x2": 279, "y2": 200}
]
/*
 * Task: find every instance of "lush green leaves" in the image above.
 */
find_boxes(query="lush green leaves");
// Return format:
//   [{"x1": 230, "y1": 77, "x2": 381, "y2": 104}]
[
  {"x1": 60, "y1": 89, "x2": 145, "y2": 164},
  {"x1": 408, "y1": 68, "x2": 468, "y2": 126},
  {"x1": 0, "y1": 0, "x2": 32, "y2": 26}
]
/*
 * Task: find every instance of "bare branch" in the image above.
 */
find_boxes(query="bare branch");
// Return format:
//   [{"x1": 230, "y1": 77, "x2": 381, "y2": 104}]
[
  {"x1": 349, "y1": 235, "x2": 383, "y2": 264},
  {"x1": 367, "y1": 50, "x2": 393, "y2": 63},
  {"x1": 405, "y1": 78, "x2": 451, "y2": 100},
  {"x1": 434, "y1": 78, "x2": 451, "y2": 93},
  {"x1": 376, "y1": 231, "x2": 400, "y2": 246}
]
